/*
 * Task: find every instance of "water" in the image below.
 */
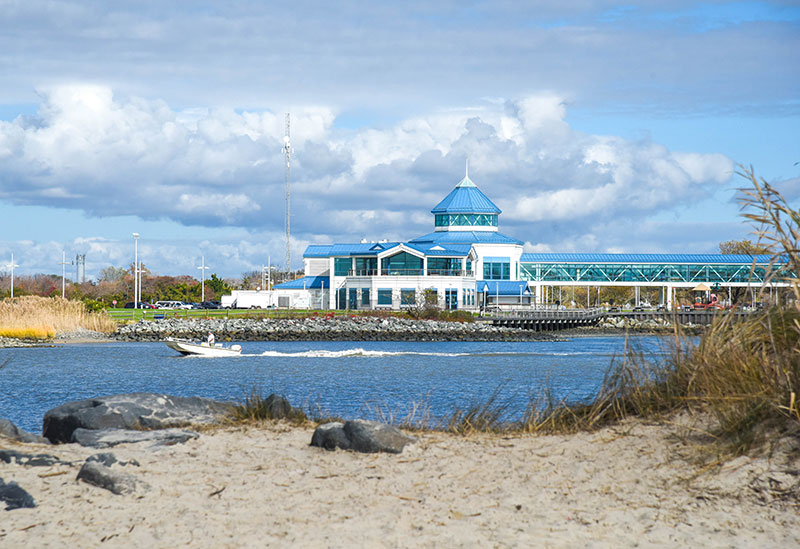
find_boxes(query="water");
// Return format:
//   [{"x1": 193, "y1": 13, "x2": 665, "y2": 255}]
[{"x1": 0, "y1": 336, "x2": 670, "y2": 434}]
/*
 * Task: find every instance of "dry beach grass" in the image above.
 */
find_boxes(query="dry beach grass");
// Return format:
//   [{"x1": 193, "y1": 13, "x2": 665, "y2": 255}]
[{"x1": 0, "y1": 296, "x2": 116, "y2": 339}]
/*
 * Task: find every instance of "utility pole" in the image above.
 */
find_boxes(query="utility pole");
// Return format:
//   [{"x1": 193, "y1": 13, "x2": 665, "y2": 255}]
[
  {"x1": 197, "y1": 256, "x2": 209, "y2": 302},
  {"x1": 59, "y1": 251, "x2": 70, "y2": 298},
  {"x1": 132, "y1": 233, "x2": 140, "y2": 308},
  {"x1": 7, "y1": 253, "x2": 18, "y2": 298},
  {"x1": 283, "y1": 113, "x2": 292, "y2": 280}
]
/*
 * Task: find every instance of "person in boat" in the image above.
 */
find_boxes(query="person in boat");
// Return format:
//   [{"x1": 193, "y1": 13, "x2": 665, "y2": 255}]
[{"x1": 207, "y1": 332, "x2": 215, "y2": 346}]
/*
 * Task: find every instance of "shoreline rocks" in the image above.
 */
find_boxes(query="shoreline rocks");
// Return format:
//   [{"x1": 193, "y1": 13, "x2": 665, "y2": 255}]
[{"x1": 114, "y1": 316, "x2": 562, "y2": 342}]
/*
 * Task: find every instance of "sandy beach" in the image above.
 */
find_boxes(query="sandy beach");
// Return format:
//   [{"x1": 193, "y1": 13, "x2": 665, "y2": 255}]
[{"x1": 2, "y1": 417, "x2": 798, "y2": 548}]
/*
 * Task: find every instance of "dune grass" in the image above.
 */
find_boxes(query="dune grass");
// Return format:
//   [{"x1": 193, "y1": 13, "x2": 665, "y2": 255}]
[{"x1": 0, "y1": 295, "x2": 117, "y2": 338}]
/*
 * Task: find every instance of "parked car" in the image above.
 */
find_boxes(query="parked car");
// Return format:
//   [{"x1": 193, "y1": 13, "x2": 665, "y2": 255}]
[
  {"x1": 198, "y1": 301, "x2": 222, "y2": 309},
  {"x1": 123, "y1": 302, "x2": 156, "y2": 309}
]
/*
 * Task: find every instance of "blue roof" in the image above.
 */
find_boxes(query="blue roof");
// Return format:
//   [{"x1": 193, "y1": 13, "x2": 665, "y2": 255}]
[
  {"x1": 431, "y1": 176, "x2": 501, "y2": 215},
  {"x1": 405, "y1": 243, "x2": 473, "y2": 257},
  {"x1": 411, "y1": 231, "x2": 523, "y2": 246},
  {"x1": 303, "y1": 242, "x2": 401, "y2": 258},
  {"x1": 520, "y1": 253, "x2": 774, "y2": 264},
  {"x1": 274, "y1": 275, "x2": 329, "y2": 289},
  {"x1": 477, "y1": 281, "x2": 530, "y2": 295}
]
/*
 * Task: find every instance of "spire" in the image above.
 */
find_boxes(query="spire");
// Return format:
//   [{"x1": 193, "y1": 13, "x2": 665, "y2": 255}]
[{"x1": 456, "y1": 158, "x2": 476, "y2": 188}]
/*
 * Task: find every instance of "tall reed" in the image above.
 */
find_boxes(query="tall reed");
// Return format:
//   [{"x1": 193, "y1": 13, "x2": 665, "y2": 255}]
[{"x1": 0, "y1": 296, "x2": 117, "y2": 338}]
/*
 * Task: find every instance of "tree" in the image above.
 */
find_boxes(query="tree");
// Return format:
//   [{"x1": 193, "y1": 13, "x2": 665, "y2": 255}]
[
  {"x1": 719, "y1": 239, "x2": 771, "y2": 255},
  {"x1": 97, "y1": 266, "x2": 128, "y2": 282},
  {"x1": 719, "y1": 239, "x2": 773, "y2": 305},
  {"x1": 207, "y1": 273, "x2": 230, "y2": 296}
]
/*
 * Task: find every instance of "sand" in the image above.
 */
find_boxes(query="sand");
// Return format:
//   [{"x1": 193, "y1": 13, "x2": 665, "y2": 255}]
[{"x1": 1, "y1": 419, "x2": 798, "y2": 548}]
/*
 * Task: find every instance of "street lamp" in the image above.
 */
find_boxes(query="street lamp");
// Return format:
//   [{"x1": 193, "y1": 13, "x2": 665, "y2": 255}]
[
  {"x1": 6, "y1": 253, "x2": 18, "y2": 298},
  {"x1": 197, "y1": 256, "x2": 209, "y2": 302},
  {"x1": 132, "y1": 233, "x2": 139, "y2": 309}
]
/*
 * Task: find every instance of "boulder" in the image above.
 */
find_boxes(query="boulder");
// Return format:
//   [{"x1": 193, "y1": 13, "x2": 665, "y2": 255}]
[
  {"x1": 311, "y1": 420, "x2": 417, "y2": 454},
  {"x1": 310, "y1": 422, "x2": 351, "y2": 451},
  {"x1": 76, "y1": 460, "x2": 148, "y2": 496},
  {"x1": 71, "y1": 427, "x2": 199, "y2": 448},
  {"x1": 42, "y1": 393, "x2": 233, "y2": 443},
  {"x1": 0, "y1": 418, "x2": 49, "y2": 444},
  {"x1": 0, "y1": 478, "x2": 36, "y2": 510}
]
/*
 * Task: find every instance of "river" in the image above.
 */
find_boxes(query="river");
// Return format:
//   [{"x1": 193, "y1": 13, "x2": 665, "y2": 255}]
[{"x1": 0, "y1": 336, "x2": 671, "y2": 434}]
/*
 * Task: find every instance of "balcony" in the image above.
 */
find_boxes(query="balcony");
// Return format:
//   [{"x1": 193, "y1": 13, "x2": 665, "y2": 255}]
[{"x1": 347, "y1": 269, "x2": 475, "y2": 277}]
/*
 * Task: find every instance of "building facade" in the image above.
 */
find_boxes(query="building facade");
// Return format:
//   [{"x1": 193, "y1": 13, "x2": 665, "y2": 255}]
[{"x1": 272, "y1": 170, "x2": 775, "y2": 311}]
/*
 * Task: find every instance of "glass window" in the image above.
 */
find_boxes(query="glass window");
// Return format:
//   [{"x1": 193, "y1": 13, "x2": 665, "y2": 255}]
[
  {"x1": 445, "y1": 289, "x2": 458, "y2": 310},
  {"x1": 355, "y1": 257, "x2": 377, "y2": 276},
  {"x1": 361, "y1": 288, "x2": 370, "y2": 306},
  {"x1": 400, "y1": 288, "x2": 416, "y2": 306},
  {"x1": 336, "y1": 288, "x2": 347, "y2": 310},
  {"x1": 427, "y1": 257, "x2": 461, "y2": 276},
  {"x1": 348, "y1": 288, "x2": 358, "y2": 309},
  {"x1": 334, "y1": 257, "x2": 351, "y2": 276},
  {"x1": 483, "y1": 260, "x2": 511, "y2": 280},
  {"x1": 381, "y1": 252, "x2": 423, "y2": 275},
  {"x1": 377, "y1": 288, "x2": 392, "y2": 305}
]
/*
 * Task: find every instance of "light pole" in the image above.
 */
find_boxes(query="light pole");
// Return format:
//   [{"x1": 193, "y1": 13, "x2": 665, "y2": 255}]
[
  {"x1": 7, "y1": 253, "x2": 18, "y2": 298},
  {"x1": 197, "y1": 256, "x2": 209, "y2": 302},
  {"x1": 132, "y1": 233, "x2": 139, "y2": 308},
  {"x1": 59, "y1": 251, "x2": 70, "y2": 298}
]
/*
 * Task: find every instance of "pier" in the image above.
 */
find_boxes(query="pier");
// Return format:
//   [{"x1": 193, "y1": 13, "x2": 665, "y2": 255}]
[{"x1": 485, "y1": 308, "x2": 752, "y2": 331}]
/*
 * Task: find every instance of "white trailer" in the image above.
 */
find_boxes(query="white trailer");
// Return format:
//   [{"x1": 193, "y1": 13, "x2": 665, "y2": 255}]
[{"x1": 221, "y1": 290, "x2": 275, "y2": 309}]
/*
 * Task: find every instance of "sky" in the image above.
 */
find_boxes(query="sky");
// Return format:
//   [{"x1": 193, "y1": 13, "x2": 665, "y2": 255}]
[{"x1": 0, "y1": 0, "x2": 798, "y2": 281}]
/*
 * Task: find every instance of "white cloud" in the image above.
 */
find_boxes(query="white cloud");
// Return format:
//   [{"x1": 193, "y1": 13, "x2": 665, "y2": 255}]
[{"x1": 0, "y1": 85, "x2": 741, "y2": 277}]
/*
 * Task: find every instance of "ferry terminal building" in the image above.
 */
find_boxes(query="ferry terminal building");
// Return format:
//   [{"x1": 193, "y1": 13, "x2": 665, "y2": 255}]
[{"x1": 270, "y1": 171, "x2": 774, "y2": 312}]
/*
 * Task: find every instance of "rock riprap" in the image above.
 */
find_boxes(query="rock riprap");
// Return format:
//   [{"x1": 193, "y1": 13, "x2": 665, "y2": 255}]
[
  {"x1": 116, "y1": 316, "x2": 557, "y2": 342},
  {"x1": 42, "y1": 393, "x2": 233, "y2": 444}
]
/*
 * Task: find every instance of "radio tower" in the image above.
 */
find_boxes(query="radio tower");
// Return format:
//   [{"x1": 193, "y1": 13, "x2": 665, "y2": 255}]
[{"x1": 283, "y1": 113, "x2": 292, "y2": 278}]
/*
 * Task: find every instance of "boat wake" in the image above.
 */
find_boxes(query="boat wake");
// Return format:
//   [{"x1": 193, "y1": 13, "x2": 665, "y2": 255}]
[{"x1": 240, "y1": 349, "x2": 615, "y2": 359}]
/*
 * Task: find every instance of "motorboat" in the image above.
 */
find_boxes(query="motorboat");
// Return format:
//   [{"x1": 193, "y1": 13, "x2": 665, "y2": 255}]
[{"x1": 164, "y1": 337, "x2": 242, "y2": 357}]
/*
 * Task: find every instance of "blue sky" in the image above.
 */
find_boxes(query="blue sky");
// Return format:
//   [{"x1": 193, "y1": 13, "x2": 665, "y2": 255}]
[{"x1": 0, "y1": 1, "x2": 798, "y2": 280}]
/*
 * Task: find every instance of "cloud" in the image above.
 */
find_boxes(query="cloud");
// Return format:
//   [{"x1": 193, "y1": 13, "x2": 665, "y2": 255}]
[{"x1": 0, "y1": 85, "x2": 737, "y2": 247}]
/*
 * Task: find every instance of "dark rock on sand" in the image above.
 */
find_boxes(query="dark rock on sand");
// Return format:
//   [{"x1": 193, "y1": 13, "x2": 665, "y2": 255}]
[
  {"x1": 43, "y1": 393, "x2": 233, "y2": 443},
  {"x1": 0, "y1": 418, "x2": 50, "y2": 444},
  {"x1": 311, "y1": 420, "x2": 417, "y2": 454},
  {"x1": 72, "y1": 427, "x2": 199, "y2": 448},
  {"x1": 310, "y1": 422, "x2": 351, "y2": 451},
  {"x1": 86, "y1": 453, "x2": 140, "y2": 468},
  {"x1": 0, "y1": 478, "x2": 36, "y2": 510},
  {"x1": 0, "y1": 449, "x2": 68, "y2": 467},
  {"x1": 77, "y1": 461, "x2": 149, "y2": 496}
]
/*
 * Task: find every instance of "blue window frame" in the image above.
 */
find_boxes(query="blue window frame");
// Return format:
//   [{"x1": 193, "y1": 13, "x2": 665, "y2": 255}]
[
  {"x1": 361, "y1": 288, "x2": 370, "y2": 306},
  {"x1": 400, "y1": 288, "x2": 416, "y2": 306}
]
